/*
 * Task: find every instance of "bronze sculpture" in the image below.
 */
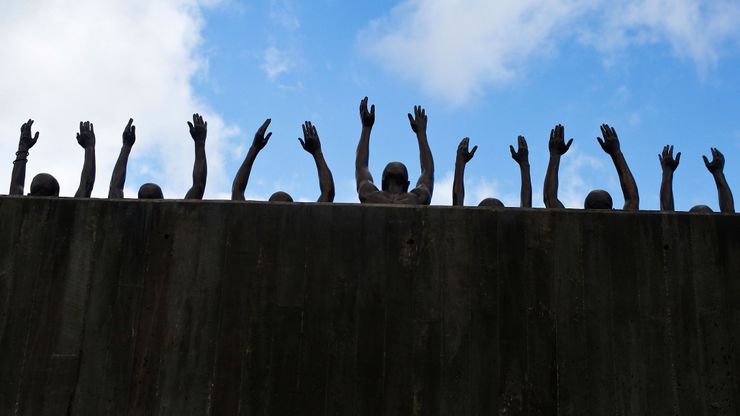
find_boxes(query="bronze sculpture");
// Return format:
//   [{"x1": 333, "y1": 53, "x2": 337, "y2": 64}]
[
  {"x1": 355, "y1": 97, "x2": 434, "y2": 204},
  {"x1": 109, "y1": 118, "x2": 136, "y2": 199},
  {"x1": 185, "y1": 113, "x2": 208, "y2": 199},
  {"x1": 74, "y1": 121, "x2": 97, "y2": 198},
  {"x1": 8, "y1": 119, "x2": 60, "y2": 197},
  {"x1": 702, "y1": 147, "x2": 735, "y2": 213},
  {"x1": 543, "y1": 124, "x2": 572, "y2": 208},
  {"x1": 509, "y1": 135, "x2": 532, "y2": 208},
  {"x1": 232, "y1": 120, "x2": 335, "y2": 203},
  {"x1": 452, "y1": 137, "x2": 477, "y2": 206},
  {"x1": 658, "y1": 144, "x2": 680, "y2": 211}
]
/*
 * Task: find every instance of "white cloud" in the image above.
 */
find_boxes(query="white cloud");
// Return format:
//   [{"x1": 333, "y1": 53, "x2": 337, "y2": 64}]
[
  {"x1": 0, "y1": 0, "x2": 239, "y2": 199},
  {"x1": 361, "y1": 0, "x2": 740, "y2": 104},
  {"x1": 261, "y1": 46, "x2": 295, "y2": 80}
]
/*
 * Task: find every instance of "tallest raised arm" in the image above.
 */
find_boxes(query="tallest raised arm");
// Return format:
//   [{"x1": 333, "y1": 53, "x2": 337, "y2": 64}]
[
  {"x1": 407, "y1": 105, "x2": 434, "y2": 203},
  {"x1": 355, "y1": 97, "x2": 376, "y2": 193},
  {"x1": 543, "y1": 124, "x2": 572, "y2": 208},
  {"x1": 74, "y1": 121, "x2": 96, "y2": 198},
  {"x1": 597, "y1": 124, "x2": 639, "y2": 210},
  {"x1": 185, "y1": 113, "x2": 207, "y2": 200}
]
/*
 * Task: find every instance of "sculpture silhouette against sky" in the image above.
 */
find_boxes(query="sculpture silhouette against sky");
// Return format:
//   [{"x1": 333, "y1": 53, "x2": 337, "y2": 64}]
[
  {"x1": 108, "y1": 114, "x2": 207, "y2": 200},
  {"x1": 453, "y1": 135, "x2": 532, "y2": 208},
  {"x1": 232, "y1": 120, "x2": 334, "y2": 203},
  {"x1": 545, "y1": 124, "x2": 639, "y2": 210},
  {"x1": 355, "y1": 97, "x2": 434, "y2": 205}
]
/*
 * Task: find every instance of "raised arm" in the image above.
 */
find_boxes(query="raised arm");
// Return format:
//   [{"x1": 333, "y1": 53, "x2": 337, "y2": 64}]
[
  {"x1": 185, "y1": 113, "x2": 207, "y2": 200},
  {"x1": 74, "y1": 121, "x2": 96, "y2": 198},
  {"x1": 510, "y1": 135, "x2": 532, "y2": 208},
  {"x1": 544, "y1": 124, "x2": 572, "y2": 208},
  {"x1": 453, "y1": 137, "x2": 476, "y2": 206},
  {"x1": 355, "y1": 97, "x2": 376, "y2": 190},
  {"x1": 232, "y1": 118, "x2": 271, "y2": 201},
  {"x1": 658, "y1": 144, "x2": 680, "y2": 211},
  {"x1": 408, "y1": 105, "x2": 434, "y2": 203},
  {"x1": 9, "y1": 119, "x2": 39, "y2": 195},
  {"x1": 597, "y1": 124, "x2": 639, "y2": 210},
  {"x1": 299, "y1": 121, "x2": 335, "y2": 202},
  {"x1": 703, "y1": 148, "x2": 735, "y2": 213},
  {"x1": 108, "y1": 118, "x2": 136, "y2": 199}
]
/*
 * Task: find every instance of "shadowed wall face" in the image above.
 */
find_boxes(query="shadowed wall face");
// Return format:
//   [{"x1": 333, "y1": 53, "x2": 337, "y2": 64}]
[{"x1": 0, "y1": 197, "x2": 738, "y2": 415}]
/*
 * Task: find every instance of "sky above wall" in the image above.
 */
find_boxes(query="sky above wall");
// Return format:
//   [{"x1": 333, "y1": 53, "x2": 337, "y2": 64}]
[{"x1": 2, "y1": 0, "x2": 739, "y2": 209}]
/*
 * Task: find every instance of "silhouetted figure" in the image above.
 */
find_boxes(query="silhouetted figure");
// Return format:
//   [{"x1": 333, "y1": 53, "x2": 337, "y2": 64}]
[
  {"x1": 185, "y1": 113, "x2": 208, "y2": 199},
  {"x1": 109, "y1": 118, "x2": 136, "y2": 199},
  {"x1": 298, "y1": 121, "x2": 335, "y2": 202},
  {"x1": 452, "y1": 137, "x2": 477, "y2": 206},
  {"x1": 689, "y1": 205, "x2": 713, "y2": 213},
  {"x1": 703, "y1": 147, "x2": 735, "y2": 213},
  {"x1": 231, "y1": 120, "x2": 334, "y2": 203},
  {"x1": 596, "y1": 124, "x2": 639, "y2": 210},
  {"x1": 543, "y1": 124, "x2": 573, "y2": 208},
  {"x1": 658, "y1": 144, "x2": 680, "y2": 211},
  {"x1": 74, "y1": 121, "x2": 96, "y2": 198},
  {"x1": 138, "y1": 183, "x2": 163, "y2": 199},
  {"x1": 29, "y1": 173, "x2": 60, "y2": 197},
  {"x1": 9, "y1": 119, "x2": 41, "y2": 195},
  {"x1": 584, "y1": 190, "x2": 613, "y2": 209},
  {"x1": 479, "y1": 198, "x2": 504, "y2": 208},
  {"x1": 355, "y1": 97, "x2": 434, "y2": 204},
  {"x1": 510, "y1": 135, "x2": 532, "y2": 208}
]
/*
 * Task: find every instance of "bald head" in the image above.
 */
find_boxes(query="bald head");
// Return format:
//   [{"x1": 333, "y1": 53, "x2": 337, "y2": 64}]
[
  {"x1": 478, "y1": 198, "x2": 504, "y2": 208},
  {"x1": 584, "y1": 190, "x2": 613, "y2": 210},
  {"x1": 138, "y1": 183, "x2": 163, "y2": 199},
  {"x1": 269, "y1": 191, "x2": 293, "y2": 202},
  {"x1": 29, "y1": 173, "x2": 60, "y2": 197},
  {"x1": 381, "y1": 162, "x2": 410, "y2": 194},
  {"x1": 689, "y1": 205, "x2": 713, "y2": 213}
]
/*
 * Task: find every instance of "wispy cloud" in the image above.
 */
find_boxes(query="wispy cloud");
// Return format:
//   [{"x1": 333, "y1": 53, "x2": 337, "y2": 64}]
[
  {"x1": 360, "y1": 0, "x2": 740, "y2": 104},
  {"x1": 261, "y1": 46, "x2": 295, "y2": 80}
]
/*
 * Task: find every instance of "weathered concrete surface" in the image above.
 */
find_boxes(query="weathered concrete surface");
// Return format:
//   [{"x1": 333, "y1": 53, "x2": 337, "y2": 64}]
[{"x1": 0, "y1": 196, "x2": 738, "y2": 415}]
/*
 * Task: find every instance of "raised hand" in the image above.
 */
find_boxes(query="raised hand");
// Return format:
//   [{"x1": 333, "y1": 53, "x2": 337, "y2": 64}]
[
  {"x1": 19, "y1": 119, "x2": 39, "y2": 152},
  {"x1": 252, "y1": 118, "x2": 272, "y2": 151},
  {"x1": 360, "y1": 97, "x2": 375, "y2": 128},
  {"x1": 597, "y1": 124, "x2": 620, "y2": 156},
  {"x1": 548, "y1": 124, "x2": 572, "y2": 155},
  {"x1": 510, "y1": 135, "x2": 529, "y2": 164},
  {"x1": 299, "y1": 121, "x2": 321, "y2": 155},
  {"x1": 122, "y1": 118, "x2": 136, "y2": 147},
  {"x1": 187, "y1": 113, "x2": 207, "y2": 144},
  {"x1": 76, "y1": 121, "x2": 96, "y2": 148},
  {"x1": 407, "y1": 105, "x2": 427, "y2": 134},
  {"x1": 658, "y1": 144, "x2": 680, "y2": 172},
  {"x1": 703, "y1": 147, "x2": 725, "y2": 174},
  {"x1": 456, "y1": 137, "x2": 477, "y2": 163}
]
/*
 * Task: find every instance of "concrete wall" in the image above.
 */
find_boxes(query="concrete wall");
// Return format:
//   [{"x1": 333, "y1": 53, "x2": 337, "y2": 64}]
[{"x1": 0, "y1": 196, "x2": 738, "y2": 415}]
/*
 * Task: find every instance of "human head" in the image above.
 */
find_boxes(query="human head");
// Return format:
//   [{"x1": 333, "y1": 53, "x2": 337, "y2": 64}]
[
  {"x1": 689, "y1": 204, "x2": 713, "y2": 213},
  {"x1": 29, "y1": 173, "x2": 60, "y2": 197},
  {"x1": 138, "y1": 183, "x2": 163, "y2": 199},
  {"x1": 381, "y1": 162, "x2": 410, "y2": 194},
  {"x1": 478, "y1": 198, "x2": 504, "y2": 208},
  {"x1": 269, "y1": 191, "x2": 293, "y2": 202},
  {"x1": 584, "y1": 190, "x2": 613, "y2": 210}
]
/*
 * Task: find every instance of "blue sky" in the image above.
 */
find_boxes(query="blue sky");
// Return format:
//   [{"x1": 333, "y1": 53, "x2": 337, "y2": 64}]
[{"x1": 2, "y1": 0, "x2": 739, "y2": 210}]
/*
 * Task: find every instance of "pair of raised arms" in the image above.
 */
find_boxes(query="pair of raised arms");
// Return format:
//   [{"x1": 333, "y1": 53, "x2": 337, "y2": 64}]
[
  {"x1": 231, "y1": 119, "x2": 335, "y2": 202},
  {"x1": 10, "y1": 119, "x2": 96, "y2": 197},
  {"x1": 659, "y1": 145, "x2": 734, "y2": 213}
]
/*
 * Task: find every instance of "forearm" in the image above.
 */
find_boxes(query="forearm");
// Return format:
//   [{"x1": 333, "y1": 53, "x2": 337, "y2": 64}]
[
  {"x1": 416, "y1": 132, "x2": 434, "y2": 192},
  {"x1": 313, "y1": 151, "x2": 335, "y2": 203},
  {"x1": 519, "y1": 163, "x2": 532, "y2": 208},
  {"x1": 9, "y1": 150, "x2": 29, "y2": 195},
  {"x1": 453, "y1": 160, "x2": 465, "y2": 206},
  {"x1": 355, "y1": 126, "x2": 373, "y2": 188},
  {"x1": 713, "y1": 172, "x2": 735, "y2": 213},
  {"x1": 108, "y1": 145, "x2": 132, "y2": 199},
  {"x1": 186, "y1": 143, "x2": 207, "y2": 200},
  {"x1": 611, "y1": 152, "x2": 639, "y2": 210},
  {"x1": 75, "y1": 147, "x2": 96, "y2": 198},
  {"x1": 544, "y1": 155, "x2": 563, "y2": 208},
  {"x1": 659, "y1": 170, "x2": 674, "y2": 211},
  {"x1": 231, "y1": 147, "x2": 258, "y2": 201}
]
